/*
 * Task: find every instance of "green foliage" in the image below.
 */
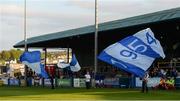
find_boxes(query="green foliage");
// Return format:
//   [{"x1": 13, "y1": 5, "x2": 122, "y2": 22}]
[
  {"x1": 0, "y1": 49, "x2": 23, "y2": 62},
  {"x1": 0, "y1": 52, "x2": 2, "y2": 59},
  {"x1": 0, "y1": 60, "x2": 5, "y2": 65},
  {"x1": 1, "y1": 50, "x2": 11, "y2": 61},
  {"x1": 10, "y1": 49, "x2": 23, "y2": 60}
]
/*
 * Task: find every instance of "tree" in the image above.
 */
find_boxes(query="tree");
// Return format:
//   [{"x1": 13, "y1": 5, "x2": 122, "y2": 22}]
[
  {"x1": 0, "y1": 60, "x2": 5, "y2": 66},
  {"x1": 0, "y1": 49, "x2": 23, "y2": 63},
  {"x1": 0, "y1": 52, "x2": 3, "y2": 65},
  {"x1": 16, "y1": 49, "x2": 23, "y2": 60},
  {"x1": 10, "y1": 49, "x2": 23, "y2": 60},
  {"x1": 10, "y1": 49, "x2": 16, "y2": 60},
  {"x1": 1, "y1": 50, "x2": 11, "y2": 61},
  {"x1": 0, "y1": 52, "x2": 2, "y2": 60}
]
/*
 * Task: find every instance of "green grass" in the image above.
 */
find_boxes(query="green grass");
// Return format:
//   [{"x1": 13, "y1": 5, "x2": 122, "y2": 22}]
[{"x1": 0, "y1": 86, "x2": 180, "y2": 100}]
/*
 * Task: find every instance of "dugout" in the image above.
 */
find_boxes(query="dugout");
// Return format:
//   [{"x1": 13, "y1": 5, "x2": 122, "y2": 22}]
[{"x1": 14, "y1": 7, "x2": 180, "y2": 77}]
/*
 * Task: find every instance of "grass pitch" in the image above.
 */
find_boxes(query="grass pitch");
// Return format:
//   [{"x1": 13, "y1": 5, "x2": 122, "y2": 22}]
[{"x1": 0, "y1": 86, "x2": 180, "y2": 100}]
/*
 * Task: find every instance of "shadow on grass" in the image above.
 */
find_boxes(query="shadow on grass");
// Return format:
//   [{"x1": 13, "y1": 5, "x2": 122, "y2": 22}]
[{"x1": 0, "y1": 86, "x2": 180, "y2": 100}]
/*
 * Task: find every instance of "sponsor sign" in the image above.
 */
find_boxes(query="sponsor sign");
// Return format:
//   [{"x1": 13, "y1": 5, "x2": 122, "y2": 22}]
[
  {"x1": 73, "y1": 78, "x2": 86, "y2": 87},
  {"x1": 135, "y1": 77, "x2": 160, "y2": 87},
  {"x1": 104, "y1": 78, "x2": 119, "y2": 86},
  {"x1": 44, "y1": 79, "x2": 55, "y2": 86},
  {"x1": 57, "y1": 79, "x2": 71, "y2": 87},
  {"x1": 9, "y1": 79, "x2": 19, "y2": 85}
]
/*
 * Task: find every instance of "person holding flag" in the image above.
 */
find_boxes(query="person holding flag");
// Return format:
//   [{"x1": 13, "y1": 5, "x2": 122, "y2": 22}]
[
  {"x1": 142, "y1": 72, "x2": 149, "y2": 93},
  {"x1": 98, "y1": 28, "x2": 165, "y2": 91},
  {"x1": 20, "y1": 51, "x2": 49, "y2": 79},
  {"x1": 98, "y1": 28, "x2": 165, "y2": 78}
]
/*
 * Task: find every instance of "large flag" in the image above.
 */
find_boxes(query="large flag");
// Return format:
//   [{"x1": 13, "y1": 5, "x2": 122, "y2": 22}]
[
  {"x1": 98, "y1": 28, "x2": 165, "y2": 78},
  {"x1": 20, "y1": 51, "x2": 49, "y2": 78},
  {"x1": 57, "y1": 54, "x2": 81, "y2": 72},
  {"x1": 70, "y1": 54, "x2": 81, "y2": 72}
]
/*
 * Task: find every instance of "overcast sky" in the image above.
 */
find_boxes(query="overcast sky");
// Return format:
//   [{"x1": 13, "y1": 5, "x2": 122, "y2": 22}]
[{"x1": 0, "y1": 0, "x2": 180, "y2": 51}]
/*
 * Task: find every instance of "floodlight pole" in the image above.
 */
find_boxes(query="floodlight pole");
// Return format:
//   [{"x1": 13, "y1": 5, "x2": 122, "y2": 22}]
[
  {"x1": 24, "y1": 0, "x2": 27, "y2": 51},
  {"x1": 94, "y1": 0, "x2": 98, "y2": 77},
  {"x1": 24, "y1": 0, "x2": 28, "y2": 86}
]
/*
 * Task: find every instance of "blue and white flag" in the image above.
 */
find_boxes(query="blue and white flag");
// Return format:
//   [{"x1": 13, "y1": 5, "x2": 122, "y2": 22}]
[
  {"x1": 20, "y1": 51, "x2": 48, "y2": 78},
  {"x1": 57, "y1": 54, "x2": 81, "y2": 72},
  {"x1": 70, "y1": 54, "x2": 81, "y2": 72},
  {"x1": 98, "y1": 28, "x2": 165, "y2": 78},
  {"x1": 40, "y1": 64, "x2": 49, "y2": 78},
  {"x1": 57, "y1": 61, "x2": 70, "y2": 68}
]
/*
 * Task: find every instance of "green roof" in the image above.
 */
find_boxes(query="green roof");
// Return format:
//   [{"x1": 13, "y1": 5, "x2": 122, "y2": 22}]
[{"x1": 14, "y1": 7, "x2": 180, "y2": 48}]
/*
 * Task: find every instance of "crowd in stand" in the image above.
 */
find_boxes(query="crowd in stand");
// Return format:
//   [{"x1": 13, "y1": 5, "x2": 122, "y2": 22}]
[
  {"x1": 153, "y1": 77, "x2": 175, "y2": 90},
  {"x1": 149, "y1": 67, "x2": 178, "y2": 78},
  {"x1": 149, "y1": 67, "x2": 179, "y2": 90}
]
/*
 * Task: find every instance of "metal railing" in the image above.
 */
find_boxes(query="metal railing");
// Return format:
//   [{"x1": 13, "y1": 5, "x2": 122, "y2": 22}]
[{"x1": 157, "y1": 62, "x2": 180, "y2": 68}]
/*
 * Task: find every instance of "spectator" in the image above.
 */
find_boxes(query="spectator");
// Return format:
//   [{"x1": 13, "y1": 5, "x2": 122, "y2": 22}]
[
  {"x1": 153, "y1": 77, "x2": 175, "y2": 90},
  {"x1": 95, "y1": 73, "x2": 100, "y2": 88},
  {"x1": 161, "y1": 69, "x2": 166, "y2": 77},
  {"x1": 50, "y1": 74, "x2": 54, "y2": 89},
  {"x1": 85, "y1": 71, "x2": 91, "y2": 89},
  {"x1": 142, "y1": 72, "x2": 149, "y2": 93},
  {"x1": 166, "y1": 69, "x2": 171, "y2": 77},
  {"x1": 153, "y1": 77, "x2": 166, "y2": 90},
  {"x1": 165, "y1": 77, "x2": 175, "y2": 90},
  {"x1": 172, "y1": 68, "x2": 178, "y2": 78},
  {"x1": 34, "y1": 74, "x2": 40, "y2": 86},
  {"x1": 100, "y1": 74, "x2": 105, "y2": 88}
]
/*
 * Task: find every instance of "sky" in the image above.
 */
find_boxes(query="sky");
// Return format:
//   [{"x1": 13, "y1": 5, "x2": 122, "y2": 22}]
[{"x1": 0, "y1": 0, "x2": 180, "y2": 51}]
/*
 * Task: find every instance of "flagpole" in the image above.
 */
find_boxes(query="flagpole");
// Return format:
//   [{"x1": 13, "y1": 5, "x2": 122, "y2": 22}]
[
  {"x1": 94, "y1": 0, "x2": 98, "y2": 77},
  {"x1": 24, "y1": 0, "x2": 28, "y2": 86},
  {"x1": 24, "y1": 0, "x2": 27, "y2": 51}
]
